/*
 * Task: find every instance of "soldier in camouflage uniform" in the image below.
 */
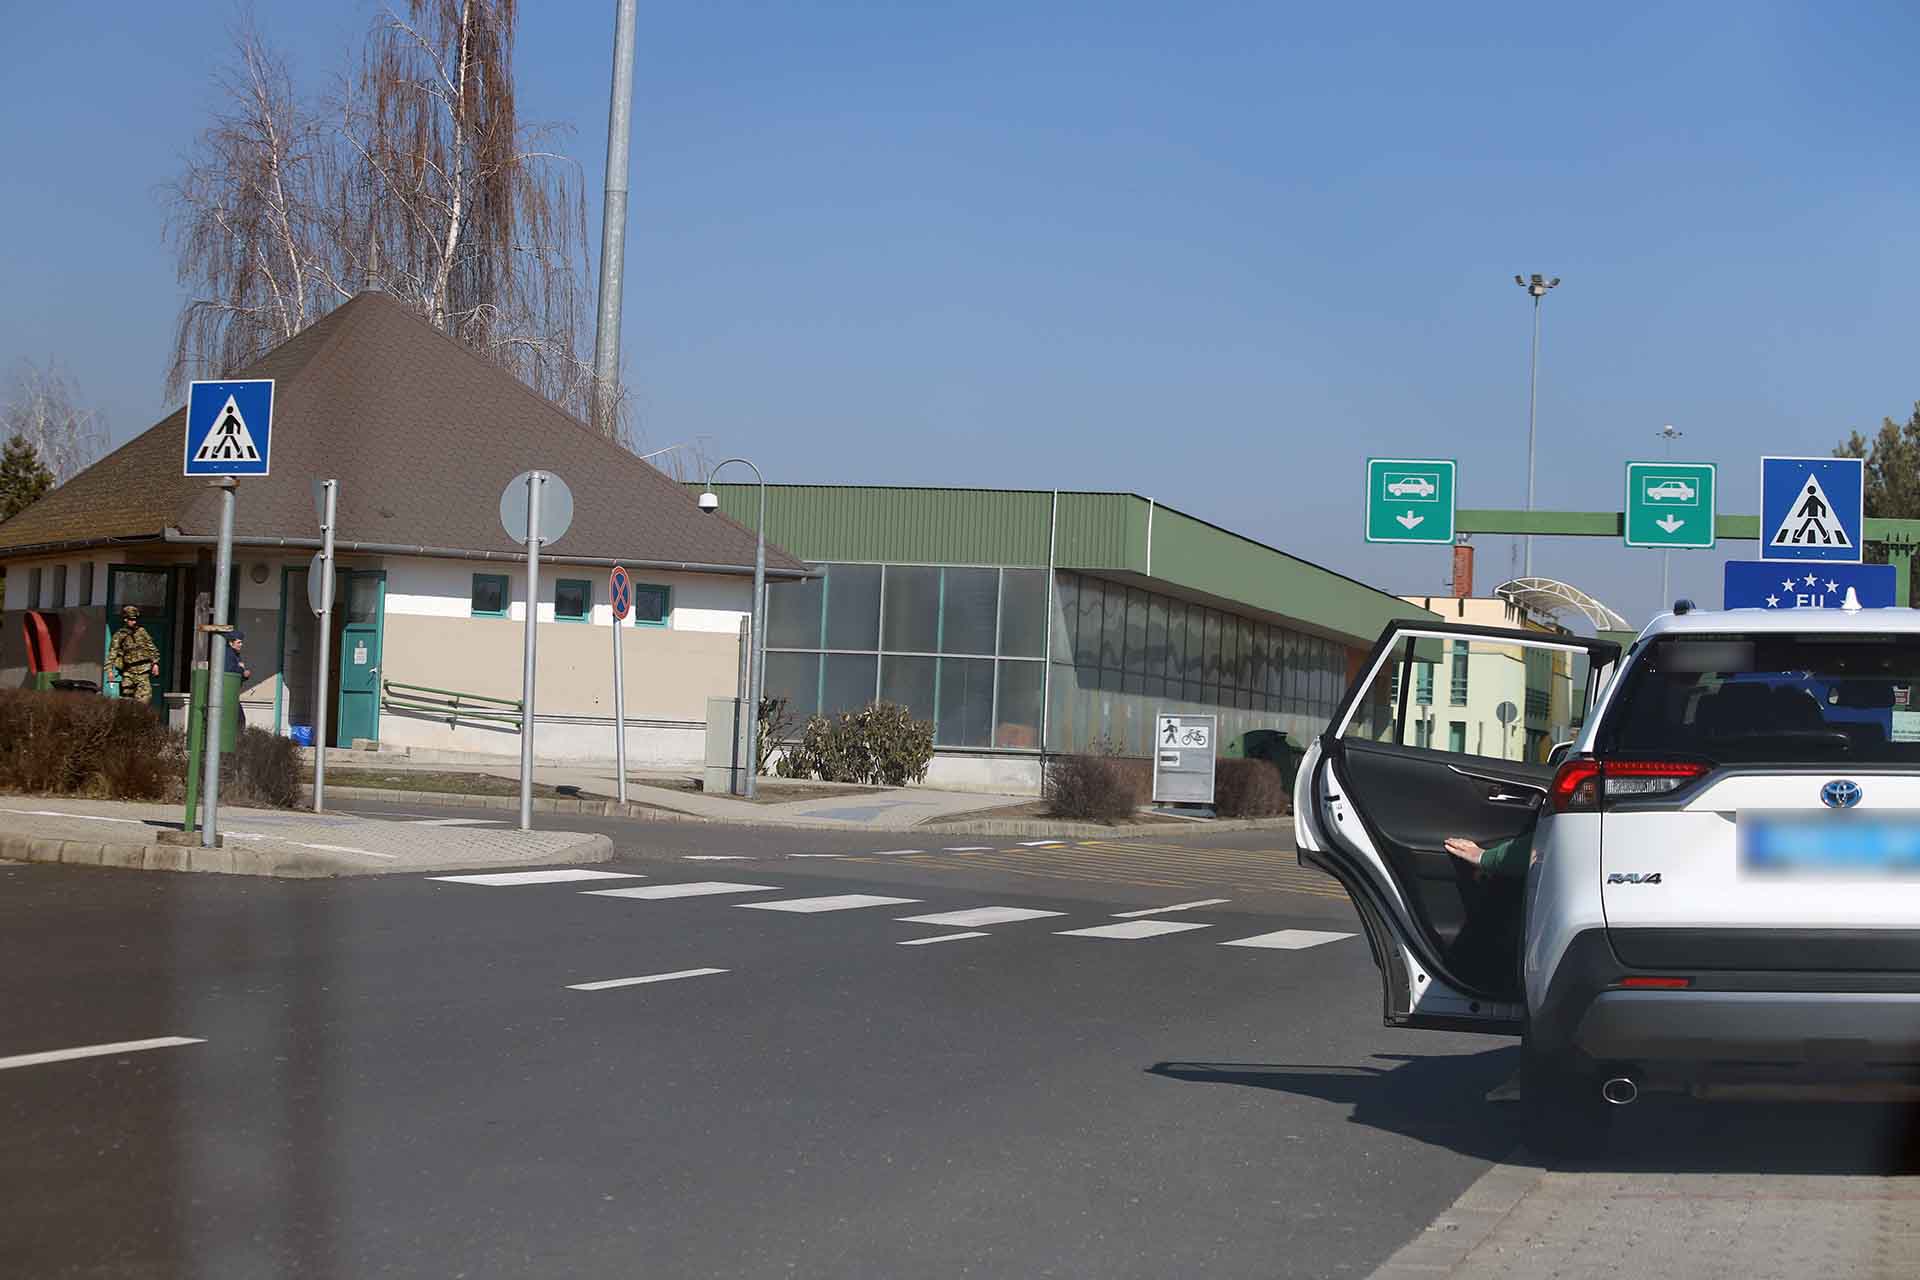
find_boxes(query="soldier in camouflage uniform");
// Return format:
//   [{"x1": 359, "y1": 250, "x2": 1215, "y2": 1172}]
[{"x1": 107, "y1": 604, "x2": 161, "y2": 704}]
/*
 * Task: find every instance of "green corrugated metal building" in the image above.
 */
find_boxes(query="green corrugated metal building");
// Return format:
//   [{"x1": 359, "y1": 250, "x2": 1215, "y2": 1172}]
[{"x1": 701, "y1": 485, "x2": 1431, "y2": 791}]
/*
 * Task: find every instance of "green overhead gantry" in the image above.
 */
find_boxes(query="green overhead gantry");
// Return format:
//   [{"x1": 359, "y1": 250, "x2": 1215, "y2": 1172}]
[{"x1": 1456, "y1": 510, "x2": 1920, "y2": 607}]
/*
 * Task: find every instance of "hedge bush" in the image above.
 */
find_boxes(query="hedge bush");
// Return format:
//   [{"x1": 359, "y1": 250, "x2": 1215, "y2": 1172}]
[
  {"x1": 0, "y1": 688, "x2": 185, "y2": 800},
  {"x1": 228, "y1": 726, "x2": 301, "y2": 808},
  {"x1": 775, "y1": 702, "x2": 935, "y2": 786},
  {"x1": 1043, "y1": 737, "x2": 1139, "y2": 822},
  {"x1": 1214, "y1": 758, "x2": 1287, "y2": 818}
]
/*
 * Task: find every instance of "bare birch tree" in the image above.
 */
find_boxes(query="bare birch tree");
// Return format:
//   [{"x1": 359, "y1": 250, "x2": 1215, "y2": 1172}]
[
  {"x1": 3, "y1": 359, "x2": 107, "y2": 483},
  {"x1": 164, "y1": 6, "x2": 622, "y2": 439}
]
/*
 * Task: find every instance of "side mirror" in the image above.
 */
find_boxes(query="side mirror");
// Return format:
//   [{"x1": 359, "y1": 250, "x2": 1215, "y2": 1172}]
[{"x1": 697, "y1": 490, "x2": 719, "y2": 513}]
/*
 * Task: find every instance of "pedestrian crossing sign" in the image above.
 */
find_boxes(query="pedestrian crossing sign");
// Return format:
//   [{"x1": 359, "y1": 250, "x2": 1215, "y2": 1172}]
[
  {"x1": 183, "y1": 379, "x2": 273, "y2": 477},
  {"x1": 1760, "y1": 455, "x2": 1861, "y2": 563}
]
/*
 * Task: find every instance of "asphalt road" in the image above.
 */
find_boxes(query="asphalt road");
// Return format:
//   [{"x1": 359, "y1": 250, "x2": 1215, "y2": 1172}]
[{"x1": 1, "y1": 808, "x2": 1524, "y2": 1279}]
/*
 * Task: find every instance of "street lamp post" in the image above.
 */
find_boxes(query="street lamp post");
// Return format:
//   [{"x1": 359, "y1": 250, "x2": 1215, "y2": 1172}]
[
  {"x1": 1514, "y1": 273, "x2": 1561, "y2": 577},
  {"x1": 699, "y1": 460, "x2": 767, "y2": 799},
  {"x1": 1658, "y1": 423, "x2": 1683, "y2": 611}
]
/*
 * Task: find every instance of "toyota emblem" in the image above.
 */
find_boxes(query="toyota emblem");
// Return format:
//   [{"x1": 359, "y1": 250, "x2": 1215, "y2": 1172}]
[{"x1": 1821, "y1": 780, "x2": 1862, "y2": 809}]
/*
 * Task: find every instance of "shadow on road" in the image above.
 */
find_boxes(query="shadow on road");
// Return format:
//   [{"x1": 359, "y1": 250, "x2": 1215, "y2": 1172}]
[{"x1": 1150, "y1": 1050, "x2": 1920, "y2": 1175}]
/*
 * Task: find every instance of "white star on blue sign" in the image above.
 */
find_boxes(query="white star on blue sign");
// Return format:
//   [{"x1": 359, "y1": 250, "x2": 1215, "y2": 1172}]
[
  {"x1": 1781, "y1": 578, "x2": 1797, "y2": 592},
  {"x1": 1765, "y1": 594, "x2": 1780, "y2": 607}
]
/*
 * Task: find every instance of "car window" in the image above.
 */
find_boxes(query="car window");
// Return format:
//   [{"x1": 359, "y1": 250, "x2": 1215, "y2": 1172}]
[
  {"x1": 1343, "y1": 634, "x2": 1578, "y2": 764},
  {"x1": 1597, "y1": 633, "x2": 1920, "y2": 764}
]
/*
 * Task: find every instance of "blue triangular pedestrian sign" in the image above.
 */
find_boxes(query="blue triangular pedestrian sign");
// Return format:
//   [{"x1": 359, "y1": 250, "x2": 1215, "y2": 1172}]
[{"x1": 184, "y1": 379, "x2": 273, "y2": 477}]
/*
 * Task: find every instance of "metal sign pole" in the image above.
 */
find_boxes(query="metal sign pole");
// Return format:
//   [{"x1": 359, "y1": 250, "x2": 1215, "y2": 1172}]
[
  {"x1": 313, "y1": 479, "x2": 337, "y2": 812},
  {"x1": 612, "y1": 597, "x2": 628, "y2": 805},
  {"x1": 199, "y1": 479, "x2": 237, "y2": 848},
  {"x1": 519, "y1": 472, "x2": 545, "y2": 831}
]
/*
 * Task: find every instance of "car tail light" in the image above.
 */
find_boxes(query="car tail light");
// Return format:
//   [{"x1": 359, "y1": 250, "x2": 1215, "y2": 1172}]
[
  {"x1": 1549, "y1": 758, "x2": 1603, "y2": 812},
  {"x1": 1549, "y1": 758, "x2": 1708, "y2": 812},
  {"x1": 1618, "y1": 976, "x2": 1692, "y2": 989}
]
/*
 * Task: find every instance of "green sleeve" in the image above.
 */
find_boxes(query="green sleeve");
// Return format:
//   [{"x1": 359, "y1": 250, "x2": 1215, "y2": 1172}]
[{"x1": 1477, "y1": 833, "x2": 1530, "y2": 879}]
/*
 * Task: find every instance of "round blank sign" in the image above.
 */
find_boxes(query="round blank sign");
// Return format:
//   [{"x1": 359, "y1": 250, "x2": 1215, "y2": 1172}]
[
  {"x1": 1495, "y1": 700, "x2": 1519, "y2": 726},
  {"x1": 499, "y1": 470, "x2": 574, "y2": 546}
]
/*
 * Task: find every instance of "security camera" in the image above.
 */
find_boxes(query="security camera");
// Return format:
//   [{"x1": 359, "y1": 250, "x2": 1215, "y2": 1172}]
[{"x1": 697, "y1": 490, "x2": 719, "y2": 513}]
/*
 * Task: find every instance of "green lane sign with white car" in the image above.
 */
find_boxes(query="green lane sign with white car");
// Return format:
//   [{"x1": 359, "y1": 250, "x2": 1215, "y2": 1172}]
[
  {"x1": 1364, "y1": 458, "x2": 1456, "y2": 544},
  {"x1": 1623, "y1": 461, "x2": 1716, "y2": 549}
]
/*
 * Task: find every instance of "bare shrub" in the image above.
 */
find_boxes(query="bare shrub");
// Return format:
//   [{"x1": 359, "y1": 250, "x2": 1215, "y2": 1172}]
[
  {"x1": 1214, "y1": 759, "x2": 1287, "y2": 818},
  {"x1": 1043, "y1": 738, "x2": 1138, "y2": 823}
]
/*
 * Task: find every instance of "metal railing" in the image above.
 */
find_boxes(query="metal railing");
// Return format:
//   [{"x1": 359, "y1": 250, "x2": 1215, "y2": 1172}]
[{"x1": 382, "y1": 679, "x2": 523, "y2": 728}]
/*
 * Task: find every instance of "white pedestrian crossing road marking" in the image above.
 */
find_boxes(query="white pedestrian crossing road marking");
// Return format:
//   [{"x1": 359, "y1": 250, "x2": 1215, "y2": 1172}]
[
  {"x1": 1219, "y1": 929, "x2": 1355, "y2": 950},
  {"x1": 864, "y1": 849, "x2": 922, "y2": 856},
  {"x1": 787, "y1": 853, "x2": 845, "y2": 859},
  {"x1": 897, "y1": 932, "x2": 990, "y2": 946},
  {"x1": 1056, "y1": 920, "x2": 1211, "y2": 940},
  {"x1": 584, "y1": 882, "x2": 777, "y2": 900},
  {"x1": 411, "y1": 817, "x2": 501, "y2": 827},
  {"x1": 567, "y1": 968, "x2": 727, "y2": 991},
  {"x1": 1016, "y1": 840, "x2": 1064, "y2": 847},
  {"x1": 1112, "y1": 898, "x2": 1231, "y2": 918},
  {"x1": 683, "y1": 855, "x2": 752, "y2": 861},
  {"x1": 897, "y1": 906, "x2": 1066, "y2": 927},
  {"x1": 942, "y1": 847, "x2": 993, "y2": 852},
  {"x1": 740, "y1": 894, "x2": 921, "y2": 914},
  {"x1": 429, "y1": 869, "x2": 643, "y2": 886},
  {"x1": 0, "y1": 1036, "x2": 205, "y2": 1072}
]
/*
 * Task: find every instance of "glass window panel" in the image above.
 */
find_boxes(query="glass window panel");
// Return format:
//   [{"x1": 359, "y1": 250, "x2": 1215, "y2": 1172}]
[
  {"x1": 1074, "y1": 577, "x2": 1102, "y2": 666},
  {"x1": 1220, "y1": 615, "x2": 1240, "y2": 689},
  {"x1": 820, "y1": 654, "x2": 879, "y2": 717},
  {"x1": 1051, "y1": 572, "x2": 1077, "y2": 662},
  {"x1": 113, "y1": 569, "x2": 170, "y2": 609},
  {"x1": 632, "y1": 584, "x2": 670, "y2": 625},
  {"x1": 765, "y1": 652, "x2": 820, "y2": 719},
  {"x1": 1184, "y1": 607, "x2": 1205, "y2": 679},
  {"x1": 1184, "y1": 679, "x2": 1205, "y2": 704},
  {"x1": 77, "y1": 563, "x2": 93, "y2": 607},
  {"x1": 824, "y1": 564, "x2": 881, "y2": 651},
  {"x1": 555, "y1": 579, "x2": 590, "y2": 620},
  {"x1": 1146, "y1": 596, "x2": 1169, "y2": 679},
  {"x1": 1165, "y1": 603, "x2": 1186, "y2": 680},
  {"x1": 940, "y1": 567, "x2": 999, "y2": 655},
  {"x1": 882, "y1": 565, "x2": 941, "y2": 653},
  {"x1": 994, "y1": 660, "x2": 1044, "y2": 749},
  {"x1": 1099, "y1": 582, "x2": 1125, "y2": 671},
  {"x1": 1124, "y1": 590, "x2": 1148, "y2": 674},
  {"x1": 1236, "y1": 618, "x2": 1254, "y2": 691},
  {"x1": 879, "y1": 654, "x2": 937, "y2": 724},
  {"x1": 999, "y1": 569, "x2": 1048, "y2": 658},
  {"x1": 1250, "y1": 625, "x2": 1269, "y2": 698},
  {"x1": 937, "y1": 656, "x2": 994, "y2": 747},
  {"x1": 1203, "y1": 611, "x2": 1222, "y2": 683},
  {"x1": 470, "y1": 574, "x2": 506, "y2": 616},
  {"x1": 767, "y1": 575, "x2": 824, "y2": 649},
  {"x1": 347, "y1": 576, "x2": 379, "y2": 624}
]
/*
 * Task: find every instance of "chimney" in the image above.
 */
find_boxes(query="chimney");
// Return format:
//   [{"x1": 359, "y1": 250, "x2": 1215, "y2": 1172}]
[{"x1": 1450, "y1": 542, "x2": 1474, "y2": 598}]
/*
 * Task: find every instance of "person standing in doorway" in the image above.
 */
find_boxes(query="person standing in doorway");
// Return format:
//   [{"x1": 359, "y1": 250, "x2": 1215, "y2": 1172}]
[
  {"x1": 107, "y1": 605, "x2": 161, "y2": 706},
  {"x1": 224, "y1": 627, "x2": 252, "y2": 727}
]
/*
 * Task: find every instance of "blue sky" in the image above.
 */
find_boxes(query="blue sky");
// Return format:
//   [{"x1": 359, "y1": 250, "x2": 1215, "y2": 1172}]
[{"x1": 5, "y1": 1, "x2": 1919, "y2": 624}]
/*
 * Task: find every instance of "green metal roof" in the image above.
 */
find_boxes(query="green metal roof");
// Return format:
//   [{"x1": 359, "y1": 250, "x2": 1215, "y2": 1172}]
[{"x1": 698, "y1": 484, "x2": 1430, "y2": 646}]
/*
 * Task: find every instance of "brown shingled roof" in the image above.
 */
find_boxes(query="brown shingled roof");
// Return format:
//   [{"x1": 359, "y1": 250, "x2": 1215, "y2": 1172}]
[{"x1": 0, "y1": 292, "x2": 806, "y2": 575}]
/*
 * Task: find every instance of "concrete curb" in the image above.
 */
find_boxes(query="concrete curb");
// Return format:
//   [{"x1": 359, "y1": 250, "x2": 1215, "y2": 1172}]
[
  {"x1": 305, "y1": 784, "x2": 1292, "y2": 839},
  {"x1": 0, "y1": 826, "x2": 614, "y2": 879}
]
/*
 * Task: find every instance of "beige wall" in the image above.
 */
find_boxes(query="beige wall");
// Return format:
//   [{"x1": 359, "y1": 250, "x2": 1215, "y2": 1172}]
[{"x1": 381, "y1": 612, "x2": 741, "y2": 721}]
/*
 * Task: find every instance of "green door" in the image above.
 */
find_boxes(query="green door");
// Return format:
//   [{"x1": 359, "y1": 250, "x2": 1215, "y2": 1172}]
[
  {"x1": 105, "y1": 566, "x2": 176, "y2": 707},
  {"x1": 335, "y1": 571, "x2": 386, "y2": 747}
]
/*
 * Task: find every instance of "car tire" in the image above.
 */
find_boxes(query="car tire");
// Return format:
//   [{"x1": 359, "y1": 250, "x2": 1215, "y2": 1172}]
[{"x1": 1521, "y1": 1043, "x2": 1613, "y2": 1161}]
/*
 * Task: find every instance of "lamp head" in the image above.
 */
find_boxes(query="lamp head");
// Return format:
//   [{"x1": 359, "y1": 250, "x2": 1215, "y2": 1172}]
[{"x1": 697, "y1": 490, "x2": 719, "y2": 513}]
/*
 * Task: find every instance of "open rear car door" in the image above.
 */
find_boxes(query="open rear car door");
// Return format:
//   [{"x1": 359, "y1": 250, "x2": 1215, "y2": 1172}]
[{"x1": 1295, "y1": 621, "x2": 1620, "y2": 1032}]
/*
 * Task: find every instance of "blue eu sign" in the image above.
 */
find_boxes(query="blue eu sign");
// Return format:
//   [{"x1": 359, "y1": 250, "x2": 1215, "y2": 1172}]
[
  {"x1": 183, "y1": 379, "x2": 273, "y2": 477},
  {"x1": 1724, "y1": 560, "x2": 1896, "y2": 610}
]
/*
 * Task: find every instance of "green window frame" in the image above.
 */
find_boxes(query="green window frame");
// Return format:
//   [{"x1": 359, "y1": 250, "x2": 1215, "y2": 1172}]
[
  {"x1": 630, "y1": 582, "x2": 670, "y2": 627},
  {"x1": 471, "y1": 573, "x2": 509, "y2": 618},
  {"x1": 555, "y1": 578, "x2": 593, "y2": 622}
]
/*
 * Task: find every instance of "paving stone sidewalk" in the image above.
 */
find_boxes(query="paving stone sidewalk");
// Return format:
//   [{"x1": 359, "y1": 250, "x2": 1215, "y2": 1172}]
[{"x1": 0, "y1": 796, "x2": 611, "y2": 878}]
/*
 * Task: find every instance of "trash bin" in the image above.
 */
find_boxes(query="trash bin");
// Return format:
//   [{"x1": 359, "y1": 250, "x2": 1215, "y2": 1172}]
[{"x1": 1240, "y1": 729, "x2": 1305, "y2": 790}]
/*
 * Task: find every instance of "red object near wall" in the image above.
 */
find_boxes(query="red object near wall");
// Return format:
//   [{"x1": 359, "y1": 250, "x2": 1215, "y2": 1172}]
[{"x1": 23, "y1": 611, "x2": 60, "y2": 674}]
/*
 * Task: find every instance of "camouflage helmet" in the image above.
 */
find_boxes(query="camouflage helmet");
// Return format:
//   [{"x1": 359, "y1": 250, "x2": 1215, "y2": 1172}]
[{"x1": 121, "y1": 604, "x2": 141, "y2": 621}]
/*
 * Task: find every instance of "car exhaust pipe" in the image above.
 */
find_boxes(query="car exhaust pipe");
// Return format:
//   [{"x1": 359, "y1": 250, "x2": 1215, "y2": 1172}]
[{"x1": 1600, "y1": 1076, "x2": 1638, "y2": 1106}]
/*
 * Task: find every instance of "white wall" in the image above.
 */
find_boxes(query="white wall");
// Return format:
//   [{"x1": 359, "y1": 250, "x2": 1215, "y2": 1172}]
[{"x1": 382, "y1": 556, "x2": 750, "y2": 632}]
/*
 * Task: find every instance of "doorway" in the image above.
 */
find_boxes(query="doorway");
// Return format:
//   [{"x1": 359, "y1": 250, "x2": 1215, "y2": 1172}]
[{"x1": 105, "y1": 565, "x2": 177, "y2": 708}]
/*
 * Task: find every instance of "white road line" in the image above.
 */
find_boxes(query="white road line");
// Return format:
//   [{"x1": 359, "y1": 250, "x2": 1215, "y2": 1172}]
[
  {"x1": 410, "y1": 818, "x2": 501, "y2": 827},
  {"x1": 584, "y1": 882, "x2": 777, "y2": 900},
  {"x1": 897, "y1": 932, "x2": 991, "y2": 946},
  {"x1": 1220, "y1": 929, "x2": 1355, "y2": 950},
  {"x1": 1, "y1": 809, "x2": 148, "y2": 825},
  {"x1": 567, "y1": 968, "x2": 728, "y2": 992},
  {"x1": 0, "y1": 1036, "x2": 204, "y2": 1072},
  {"x1": 897, "y1": 906, "x2": 1066, "y2": 927},
  {"x1": 295, "y1": 843, "x2": 399, "y2": 860},
  {"x1": 740, "y1": 894, "x2": 921, "y2": 914},
  {"x1": 1056, "y1": 920, "x2": 1211, "y2": 940},
  {"x1": 1016, "y1": 840, "x2": 1064, "y2": 847},
  {"x1": 1112, "y1": 898, "x2": 1232, "y2": 918},
  {"x1": 787, "y1": 853, "x2": 845, "y2": 859},
  {"x1": 429, "y1": 869, "x2": 643, "y2": 886},
  {"x1": 864, "y1": 849, "x2": 922, "y2": 856},
  {"x1": 942, "y1": 846, "x2": 993, "y2": 852},
  {"x1": 684, "y1": 855, "x2": 752, "y2": 861}
]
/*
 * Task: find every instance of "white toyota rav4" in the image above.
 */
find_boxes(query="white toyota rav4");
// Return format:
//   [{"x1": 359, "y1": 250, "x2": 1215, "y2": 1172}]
[{"x1": 1296, "y1": 606, "x2": 1920, "y2": 1152}]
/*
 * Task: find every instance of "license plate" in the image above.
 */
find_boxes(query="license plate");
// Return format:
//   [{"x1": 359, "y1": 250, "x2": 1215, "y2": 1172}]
[{"x1": 1739, "y1": 812, "x2": 1920, "y2": 876}]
